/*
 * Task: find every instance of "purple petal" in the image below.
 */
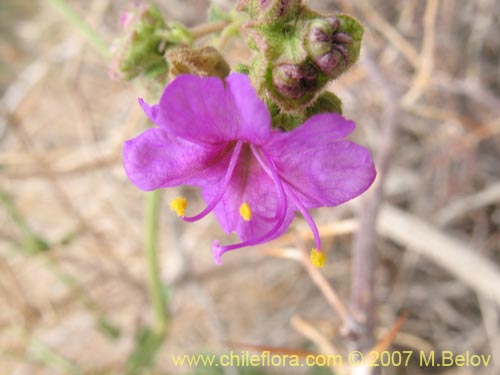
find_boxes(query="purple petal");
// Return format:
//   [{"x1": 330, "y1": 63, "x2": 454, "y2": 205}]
[
  {"x1": 225, "y1": 73, "x2": 271, "y2": 144},
  {"x1": 271, "y1": 113, "x2": 356, "y2": 149},
  {"x1": 123, "y1": 128, "x2": 223, "y2": 191},
  {"x1": 139, "y1": 75, "x2": 229, "y2": 144},
  {"x1": 268, "y1": 113, "x2": 376, "y2": 208},
  {"x1": 139, "y1": 73, "x2": 271, "y2": 145}
]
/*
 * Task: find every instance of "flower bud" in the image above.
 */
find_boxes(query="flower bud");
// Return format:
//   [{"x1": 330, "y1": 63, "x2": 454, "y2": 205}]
[
  {"x1": 110, "y1": 3, "x2": 170, "y2": 81},
  {"x1": 304, "y1": 16, "x2": 354, "y2": 77},
  {"x1": 261, "y1": 0, "x2": 302, "y2": 21},
  {"x1": 272, "y1": 63, "x2": 317, "y2": 100},
  {"x1": 316, "y1": 49, "x2": 342, "y2": 75},
  {"x1": 272, "y1": 64, "x2": 302, "y2": 99},
  {"x1": 305, "y1": 19, "x2": 333, "y2": 58},
  {"x1": 119, "y1": 4, "x2": 136, "y2": 30},
  {"x1": 238, "y1": 0, "x2": 302, "y2": 23},
  {"x1": 325, "y1": 16, "x2": 340, "y2": 31}
]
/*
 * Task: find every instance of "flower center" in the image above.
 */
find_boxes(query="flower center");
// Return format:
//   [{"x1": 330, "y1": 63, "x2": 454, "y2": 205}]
[
  {"x1": 172, "y1": 140, "x2": 244, "y2": 223},
  {"x1": 168, "y1": 140, "x2": 325, "y2": 267},
  {"x1": 212, "y1": 145, "x2": 289, "y2": 265}
]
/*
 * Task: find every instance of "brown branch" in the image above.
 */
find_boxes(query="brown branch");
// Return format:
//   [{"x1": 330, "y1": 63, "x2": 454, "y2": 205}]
[
  {"x1": 402, "y1": 0, "x2": 439, "y2": 106},
  {"x1": 348, "y1": 49, "x2": 400, "y2": 354},
  {"x1": 261, "y1": 245, "x2": 358, "y2": 329},
  {"x1": 358, "y1": 0, "x2": 419, "y2": 68}
]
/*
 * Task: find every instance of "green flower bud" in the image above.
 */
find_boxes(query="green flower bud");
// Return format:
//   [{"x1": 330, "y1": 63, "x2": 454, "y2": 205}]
[
  {"x1": 304, "y1": 15, "x2": 363, "y2": 79},
  {"x1": 261, "y1": 0, "x2": 302, "y2": 21},
  {"x1": 238, "y1": 0, "x2": 302, "y2": 24},
  {"x1": 110, "y1": 4, "x2": 174, "y2": 82},
  {"x1": 272, "y1": 62, "x2": 317, "y2": 100},
  {"x1": 305, "y1": 19, "x2": 333, "y2": 58}
]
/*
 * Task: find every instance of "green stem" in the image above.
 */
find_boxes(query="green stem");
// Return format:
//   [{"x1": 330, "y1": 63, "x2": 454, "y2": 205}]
[
  {"x1": 155, "y1": 20, "x2": 230, "y2": 46},
  {"x1": 145, "y1": 190, "x2": 168, "y2": 336},
  {"x1": 28, "y1": 336, "x2": 82, "y2": 375},
  {"x1": 47, "y1": 0, "x2": 108, "y2": 57},
  {"x1": 0, "y1": 188, "x2": 49, "y2": 253},
  {"x1": 190, "y1": 20, "x2": 230, "y2": 39}
]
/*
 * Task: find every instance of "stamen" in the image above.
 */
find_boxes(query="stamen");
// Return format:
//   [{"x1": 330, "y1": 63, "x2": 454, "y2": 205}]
[
  {"x1": 170, "y1": 197, "x2": 187, "y2": 217},
  {"x1": 286, "y1": 187, "x2": 322, "y2": 255},
  {"x1": 182, "y1": 141, "x2": 243, "y2": 222},
  {"x1": 310, "y1": 248, "x2": 326, "y2": 268},
  {"x1": 239, "y1": 202, "x2": 252, "y2": 221},
  {"x1": 212, "y1": 147, "x2": 287, "y2": 265}
]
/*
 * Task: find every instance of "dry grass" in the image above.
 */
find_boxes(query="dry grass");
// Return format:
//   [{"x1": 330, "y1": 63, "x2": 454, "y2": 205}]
[{"x1": 1, "y1": 0, "x2": 499, "y2": 374}]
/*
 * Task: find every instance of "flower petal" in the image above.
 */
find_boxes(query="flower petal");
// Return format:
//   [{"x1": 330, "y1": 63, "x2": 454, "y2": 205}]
[
  {"x1": 139, "y1": 73, "x2": 271, "y2": 145},
  {"x1": 268, "y1": 113, "x2": 376, "y2": 207},
  {"x1": 123, "y1": 128, "x2": 223, "y2": 190},
  {"x1": 225, "y1": 73, "x2": 271, "y2": 145},
  {"x1": 138, "y1": 75, "x2": 229, "y2": 144}
]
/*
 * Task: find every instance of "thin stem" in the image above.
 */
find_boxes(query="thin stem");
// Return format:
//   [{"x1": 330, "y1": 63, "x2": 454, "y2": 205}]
[
  {"x1": 349, "y1": 50, "x2": 399, "y2": 354},
  {"x1": 145, "y1": 190, "x2": 168, "y2": 336},
  {"x1": 285, "y1": 187, "x2": 322, "y2": 252},
  {"x1": 0, "y1": 187, "x2": 49, "y2": 253},
  {"x1": 190, "y1": 20, "x2": 230, "y2": 40},
  {"x1": 301, "y1": 252, "x2": 351, "y2": 325},
  {"x1": 47, "y1": 0, "x2": 108, "y2": 57},
  {"x1": 1, "y1": 188, "x2": 120, "y2": 338},
  {"x1": 28, "y1": 336, "x2": 82, "y2": 375}
]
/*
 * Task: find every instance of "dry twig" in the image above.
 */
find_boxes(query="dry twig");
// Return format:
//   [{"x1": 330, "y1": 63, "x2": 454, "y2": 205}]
[{"x1": 349, "y1": 49, "x2": 399, "y2": 354}]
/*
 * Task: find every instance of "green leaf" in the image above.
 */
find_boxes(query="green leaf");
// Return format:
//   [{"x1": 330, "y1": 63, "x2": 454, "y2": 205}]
[
  {"x1": 273, "y1": 112, "x2": 304, "y2": 131},
  {"x1": 306, "y1": 91, "x2": 343, "y2": 117}
]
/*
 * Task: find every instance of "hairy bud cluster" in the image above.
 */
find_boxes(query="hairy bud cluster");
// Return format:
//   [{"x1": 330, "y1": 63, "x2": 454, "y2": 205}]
[{"x1": 238, "y1": 0, "x2": 363, "y2": 125}]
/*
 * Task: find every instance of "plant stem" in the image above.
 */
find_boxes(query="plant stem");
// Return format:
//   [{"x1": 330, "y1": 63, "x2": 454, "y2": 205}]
[
  {"x1": 349, "y1": 50, "x2": 399, "y2": 355},
  {"x1": 0, "y1": 188, "x2": 49, "y2": 253},
  {"x1": 28, "y1": 336, "x2": 82, "y2": 375},
  {"x1": 190, "y1": 20, "x2": 230, "y2": 40},
  {"x1": 145, "y1": 190, "x2": 168, "y2": 336},
  {"x1": 47, "y1": 0, "x2": 108, "y2": 57}
]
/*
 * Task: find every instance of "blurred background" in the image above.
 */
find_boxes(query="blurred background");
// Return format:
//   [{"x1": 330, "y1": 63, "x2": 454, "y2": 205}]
[{"x1": 1, "y1": 0, "x2": 499, "y2": 374}]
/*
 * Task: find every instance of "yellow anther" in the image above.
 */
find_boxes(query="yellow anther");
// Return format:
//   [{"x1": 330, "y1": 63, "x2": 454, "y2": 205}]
[
  {"x1": 170, "y1": 197, "x2": 188, "y2": 217},
  {"x1": 310, "y1": 248, "x2": 326, "y2": 268},
  {"x1": 239, "y1": 202, "x2": 252, "y2": 221}
]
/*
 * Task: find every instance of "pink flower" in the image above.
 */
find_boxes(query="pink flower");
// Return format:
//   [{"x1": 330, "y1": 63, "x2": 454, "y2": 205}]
[{"x1": 123, "y1": 73, "x2": 376, "y2": 266}]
